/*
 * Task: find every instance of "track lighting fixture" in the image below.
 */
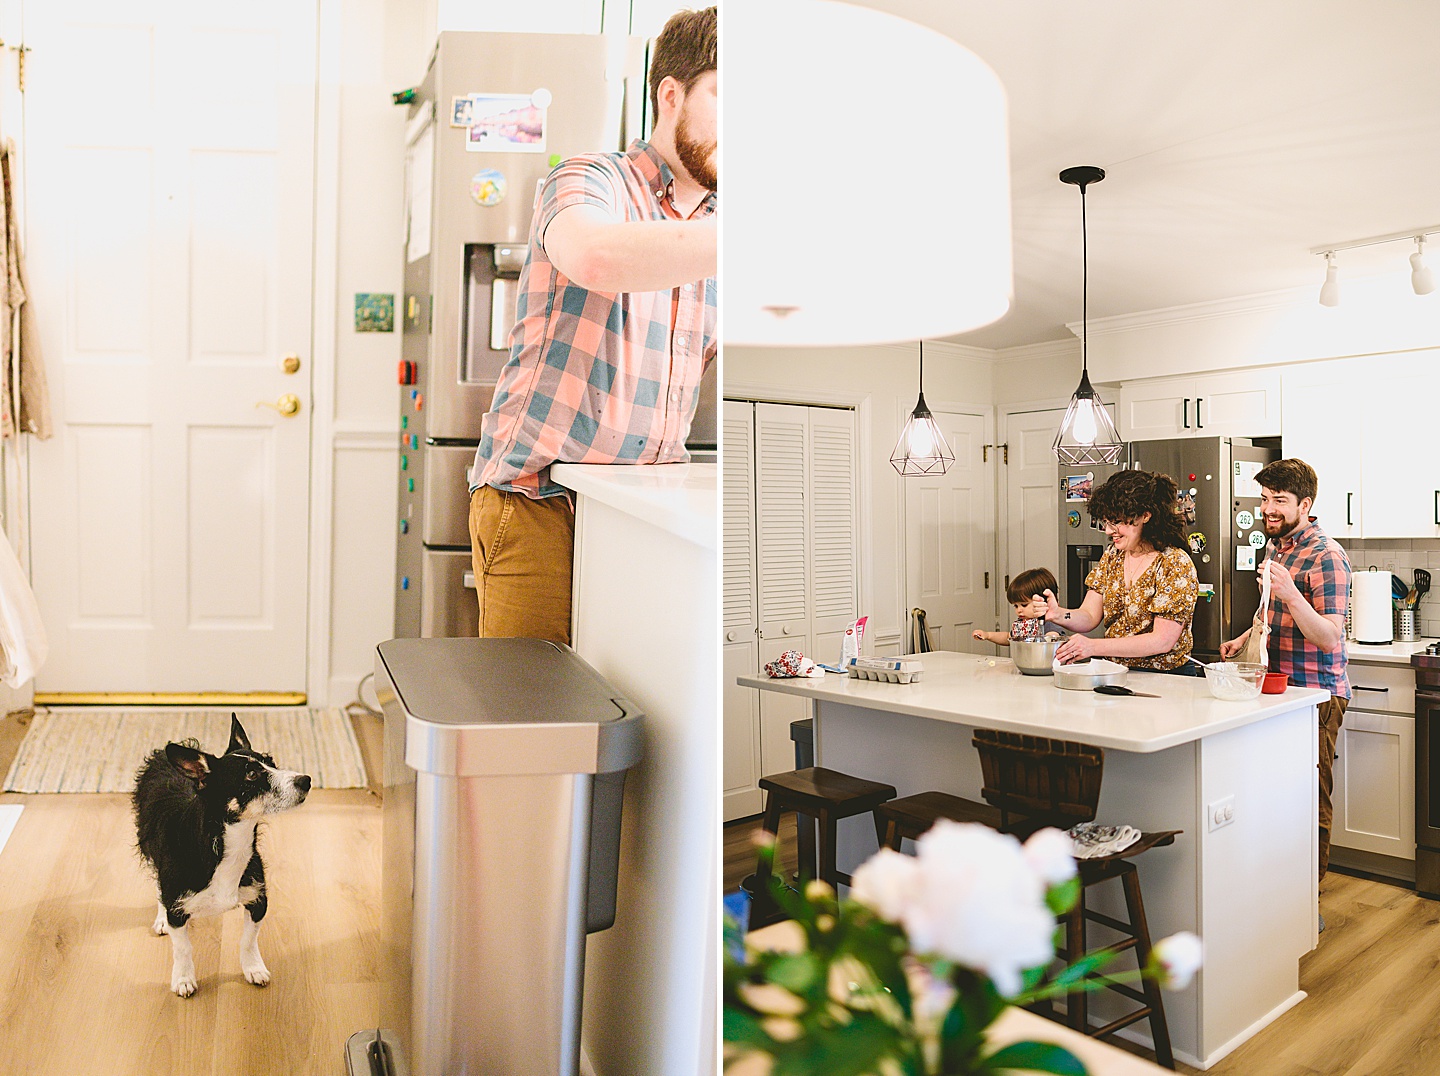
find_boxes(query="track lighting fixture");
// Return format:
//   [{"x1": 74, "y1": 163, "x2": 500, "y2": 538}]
[
  {"x1": 1412, "y1": 236, "x2": 1435, "y2": 296},
  {"x1": 1318, "y1": 252, "x2": 1339, "y2": 307},
  {"x1": 1311, "y1": 227, "x2": 1439, "y2": 306}
]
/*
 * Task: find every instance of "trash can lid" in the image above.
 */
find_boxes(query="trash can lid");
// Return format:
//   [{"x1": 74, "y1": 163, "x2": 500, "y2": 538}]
[{"x1": 376, "y1": 638, "x2": 644, "y2": 776}]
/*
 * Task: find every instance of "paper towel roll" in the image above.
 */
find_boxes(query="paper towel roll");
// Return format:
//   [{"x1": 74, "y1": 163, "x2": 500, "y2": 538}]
[{"x1": 1352, "y1": 569, "x2": 1393, "y2": 644}]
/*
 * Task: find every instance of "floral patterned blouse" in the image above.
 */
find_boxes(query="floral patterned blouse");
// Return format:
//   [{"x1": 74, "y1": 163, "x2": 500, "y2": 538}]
[{"x1": 1084, "y1": 545, "x2": 1198, "y2": 670}]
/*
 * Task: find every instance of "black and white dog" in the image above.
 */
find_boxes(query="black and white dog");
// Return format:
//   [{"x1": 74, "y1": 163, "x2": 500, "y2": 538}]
[{"x1": 132, "y1": 715, "x2": 311, "y2": 997}]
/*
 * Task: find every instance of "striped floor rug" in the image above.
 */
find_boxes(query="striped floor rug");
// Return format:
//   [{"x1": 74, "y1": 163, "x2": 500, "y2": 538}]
[{"x1": 2, "y1": 708, "x2": 367, "y2": 793}]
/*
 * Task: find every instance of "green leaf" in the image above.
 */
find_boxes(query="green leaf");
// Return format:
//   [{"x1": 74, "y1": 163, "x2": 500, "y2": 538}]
[
  {"x1": 769, "y1": 952, "x2": 825, "y2": 995},
  {"x1": 979, "y1": 1039, "x2": 1087, "y2": 1075},
  {"x1": 1049, "y1": 948, "x2": 1115, "y2": 989},
  {"x1": 722, "y1": 1005, "x2": 775, "y2": 1052},
  {"x1": 1046, "y1": 877, "x2": 1081, "y2": 916}
]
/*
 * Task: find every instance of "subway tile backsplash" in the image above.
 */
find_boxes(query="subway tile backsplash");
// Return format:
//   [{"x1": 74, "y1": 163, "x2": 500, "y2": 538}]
[{"x1": 1342, "y1": 539, "x2": 1440, "y2": 638}]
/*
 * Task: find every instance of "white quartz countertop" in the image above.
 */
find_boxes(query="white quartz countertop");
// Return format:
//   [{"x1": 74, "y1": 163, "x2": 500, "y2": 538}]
[
  {"x1": 552, "y1": 462, "x2": 716, "y2": 551},
  {"x1": 1346, "y1": 638, "x2": 1436, "y2": 664},
  {"x1": 738, "y1": 651, "x2": 1329, "y2": 754}
]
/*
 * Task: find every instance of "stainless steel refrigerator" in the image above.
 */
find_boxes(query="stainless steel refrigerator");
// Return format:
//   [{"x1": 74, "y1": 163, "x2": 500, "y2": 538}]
[
  {"x1": 392, "y1": 32, "x2": 653, "y2": 639},
  {"x1": 1059, "y1": 437, "x2": 1276, "y2": 660}
]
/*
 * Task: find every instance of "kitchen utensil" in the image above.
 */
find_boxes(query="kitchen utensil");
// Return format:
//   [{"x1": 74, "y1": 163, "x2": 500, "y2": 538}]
[
  {"x1": 1261, "y1": 671, "x2": 1289, "y2": 694},
  {"x1": 1053, "y1": 659, "x2": 1129, "y2": 691},
  {"x1": 1094, "y1": 684, "x2": 1160, "y2": 698},
  {"x1": 1415, "y1": 568, "x2": 1431, "y2": 605},
  {"x1": 1393, "y1": 573, "x2": 1411, "y2": 601},
  {"x1": 1011, "y1": 638, "x2": 1062, "y2": 676},
  {"x1": 1203, "y1": 661, "x2": 1266, "y2": 701}
]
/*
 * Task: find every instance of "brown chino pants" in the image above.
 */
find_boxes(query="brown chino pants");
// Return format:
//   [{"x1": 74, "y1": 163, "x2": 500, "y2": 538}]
[
  {"x1": 1317, "y1": 694, "x2": 1348, "y2": 881},
  {"x1": 468, "y1": 486, "x2": 575, "y2": 645}
]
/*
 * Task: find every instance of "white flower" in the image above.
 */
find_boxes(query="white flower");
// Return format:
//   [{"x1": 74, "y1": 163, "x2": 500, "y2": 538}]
[
  {"x1": 1021, "y1": 827, "x2": 1077, "y2": 886},
  {"x1": 904, "y1": 822, "x2": 1056, "y2": 997},
  {"x1": 1151, "y1": 932, "x2": 1203, "y2": 989},
  {"x1": 850, "y1": 847, "x2": 921, "y2": 924}
]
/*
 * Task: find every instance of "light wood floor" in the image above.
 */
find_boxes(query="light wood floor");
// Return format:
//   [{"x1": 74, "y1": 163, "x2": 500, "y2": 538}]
[{"x1": 0, "y1": 709, "x2": 385, "y2": 1076}]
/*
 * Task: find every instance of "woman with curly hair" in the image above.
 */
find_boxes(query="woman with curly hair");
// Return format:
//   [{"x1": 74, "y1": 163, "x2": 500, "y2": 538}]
[{"x1": 1044, "y1": 469, "x2": 1200, "y2": 671}]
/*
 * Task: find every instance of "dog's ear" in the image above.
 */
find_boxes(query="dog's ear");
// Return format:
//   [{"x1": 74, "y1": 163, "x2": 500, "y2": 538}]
[
  {"x1": 227, "y1": 713, "x2": 251, "y2": 754},
  {"x1": 166, "y1": 743, "x2": 210, "y2": 783}
]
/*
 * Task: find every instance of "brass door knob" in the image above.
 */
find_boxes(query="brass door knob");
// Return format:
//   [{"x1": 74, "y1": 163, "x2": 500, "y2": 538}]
[
  {"x1": 281, "y1": 353, "x2": 301, "y2": 374},
  {"x1": 256, "y1": 394, "x2": 302, "y2": 417}
]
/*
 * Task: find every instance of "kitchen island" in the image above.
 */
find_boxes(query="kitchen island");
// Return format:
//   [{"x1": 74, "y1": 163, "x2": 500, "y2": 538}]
[
  {"x1": 739, "y1": 651, "x2": 1329, "y2": 1070},
  {"x1": 554, "y1": 462, "x2": 716, "y2": 1076}
]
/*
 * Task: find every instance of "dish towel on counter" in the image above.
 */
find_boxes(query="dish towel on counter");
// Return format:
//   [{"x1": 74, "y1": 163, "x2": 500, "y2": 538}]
[
  {"x1": 764, "y1": 650, "x2": 824, "y2": 679},
  {"x1": 1067, "y1": 822, "x2": 1141, "y2": 859}
]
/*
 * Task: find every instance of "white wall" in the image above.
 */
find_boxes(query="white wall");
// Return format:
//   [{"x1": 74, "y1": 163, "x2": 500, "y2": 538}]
[{"x1": 725, "y1": 341, "x2": 994, "y2": 654}]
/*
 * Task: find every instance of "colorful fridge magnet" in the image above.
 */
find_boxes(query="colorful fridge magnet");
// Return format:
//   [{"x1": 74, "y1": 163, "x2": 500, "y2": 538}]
[
  {"x1": 451, "y1": 96, "x2": 475, "y2": 127},
  {"x1": 355, "y1": 293, "x2": 395, "y2": 333},
  {"x1": 1178, "y1": 491, "x2": 1197, "y2": 524},
  {"x1": 465, "y1": 92, "x2": 546, "y2": 153},
  {"x1": 470, "y1": 168, "x2": 508, "y2": 207},
  {"x1": 1248, "y1": 530, "x2": 1267, "y2": 548},
  {"x1": 1063, "y1": 474, "x2": 1093, "y2": 502},
  {"x1": 1067, "y1": 510, "x2": 1082, "y2": 528},
  {"x1": 1187, "y1": 531, "x2": 1207, "y2": 554},
  {"x1": 1236, "y1": 509, "x2": 1254, "y2": 528}
]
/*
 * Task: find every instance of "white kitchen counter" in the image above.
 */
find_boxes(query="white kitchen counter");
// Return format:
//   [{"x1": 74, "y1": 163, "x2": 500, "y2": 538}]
[
  {"x1": 742, "y1": 651, "x2": 1322, "y2": 1070},
  {"x1": 551, "y1": 462, "x2": 716, "y2": 550},
  {"x1": 738, "y1": 651, "x2": 1328, "y2": 753},
  {"x1": 1346, "y1": 638, "x2": 1436, "y2": 664},
  {"x1": 558, "y1": 463, "x2": 717, "y2": 1076}
]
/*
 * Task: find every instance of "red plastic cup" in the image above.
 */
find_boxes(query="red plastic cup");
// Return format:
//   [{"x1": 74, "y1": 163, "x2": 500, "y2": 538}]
[{"x1": 1261, "y1": 672, "x2": 1288, "y2": 694}]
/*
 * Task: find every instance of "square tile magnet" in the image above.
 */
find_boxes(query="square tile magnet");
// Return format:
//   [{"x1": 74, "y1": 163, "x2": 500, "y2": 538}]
[{"x1": 355, "y1": 293, "x2": 395, "y2": 333}]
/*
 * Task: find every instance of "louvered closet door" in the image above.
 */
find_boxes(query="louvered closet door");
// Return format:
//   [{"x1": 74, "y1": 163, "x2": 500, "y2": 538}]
[
  {"x1": 722, "y1": 401, "x2": 763, "y2": 820},
  {"x1": 754, "y1": 404, "x2": 814, "y2": 779},
  {"x1": 808, "y1": 407, "x2": 859, "y2": 661}
]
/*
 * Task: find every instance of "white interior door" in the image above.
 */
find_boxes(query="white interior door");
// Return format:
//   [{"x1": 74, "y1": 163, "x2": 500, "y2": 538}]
[
  {"x1": 904, "y1": 410, "x2": 992, "y2": 654},
  {"x1": 1003, "y1": 409, "x2": 1064, "y2": 626},
  {"x1": 24, "y1": 0, "x2": 317, "y2": 692}
]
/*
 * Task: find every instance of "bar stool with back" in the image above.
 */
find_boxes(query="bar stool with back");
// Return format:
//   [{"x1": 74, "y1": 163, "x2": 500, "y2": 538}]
[{"x1": 876, "y1": 728, "x2": 1181, "y2": 1071}]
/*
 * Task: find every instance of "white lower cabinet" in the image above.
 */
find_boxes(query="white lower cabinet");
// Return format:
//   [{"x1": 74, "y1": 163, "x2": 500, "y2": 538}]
[{"x1": 1331, "y1": 701, "x2": 1416, "y2": 862}]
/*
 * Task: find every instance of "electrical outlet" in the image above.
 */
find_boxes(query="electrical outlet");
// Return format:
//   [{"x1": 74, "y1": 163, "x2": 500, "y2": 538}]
[{"x1": 1208, "y1": 795, "x2": 1236, "y2": 832}]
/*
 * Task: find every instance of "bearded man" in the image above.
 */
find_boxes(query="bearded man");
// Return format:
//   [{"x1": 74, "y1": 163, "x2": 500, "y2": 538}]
[
  {"x1": 1221, "y1": 458, "x2": 1351, "y2": 927},
  {"x1": 468, "y1": 6, "x2": 717, "y2": 643}
]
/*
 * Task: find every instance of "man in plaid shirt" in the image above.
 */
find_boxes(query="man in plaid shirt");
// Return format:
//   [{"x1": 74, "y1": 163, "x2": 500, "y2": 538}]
[
  {"x1": 468, "y1": 7, "x2": 716, "y2": 643},
  {"x1": 1222, "y1": 458, "x2": 1351, "y2": 915}
]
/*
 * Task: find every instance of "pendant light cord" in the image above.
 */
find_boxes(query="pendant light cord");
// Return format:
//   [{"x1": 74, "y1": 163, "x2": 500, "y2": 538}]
[{"x1": 1080, "y1": 182, "x2": 1089, "y2": 376}]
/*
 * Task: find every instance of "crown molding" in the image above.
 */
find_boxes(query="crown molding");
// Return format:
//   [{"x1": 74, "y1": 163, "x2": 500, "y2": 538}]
[{"x1": 1065, "y1": 284, "x2": 1316, "y2": 338}]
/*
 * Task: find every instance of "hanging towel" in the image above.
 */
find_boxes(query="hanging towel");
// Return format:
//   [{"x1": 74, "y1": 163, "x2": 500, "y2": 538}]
[
  {"x1": 1235, "y1": 554, "x2": 1271, "y2": 667},
  {"x1": 0, "y1": 138, "x2": 53, "y2": 441},
  {"x1": 0, "y1": 520, "x2": 46, "y2": 685},
  {"x1": 910, "y1": 607, "x2": 933, "y2": 654}
]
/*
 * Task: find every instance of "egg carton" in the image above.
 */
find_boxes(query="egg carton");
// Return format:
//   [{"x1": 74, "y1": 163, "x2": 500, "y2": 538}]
[{"x1": 846, "y1": 657, "x2": 924, "y2": 684}]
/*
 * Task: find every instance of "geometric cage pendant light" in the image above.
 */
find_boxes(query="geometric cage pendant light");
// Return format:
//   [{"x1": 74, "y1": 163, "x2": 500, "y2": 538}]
[
  {"x1": 1053, "y1": 165, "x2": 1125, "y2": 466},
  {"x1": 891, "y1": 340, "x2": 955, "y2": 476}
]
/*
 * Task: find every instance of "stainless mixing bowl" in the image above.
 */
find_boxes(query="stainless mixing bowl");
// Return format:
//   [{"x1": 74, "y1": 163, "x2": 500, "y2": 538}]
[{"x1": 1011, "y1": 638, "x2": 1062, "y2": 675}]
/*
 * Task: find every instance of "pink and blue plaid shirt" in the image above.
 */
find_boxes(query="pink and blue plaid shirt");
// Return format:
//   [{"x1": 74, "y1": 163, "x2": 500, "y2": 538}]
[
  {"x1": 1265, "y1": 519, "x2": 1351, "y2": 699},
  {"x1": 473, "y1": 140, "x2": 717, "y2": 500}
]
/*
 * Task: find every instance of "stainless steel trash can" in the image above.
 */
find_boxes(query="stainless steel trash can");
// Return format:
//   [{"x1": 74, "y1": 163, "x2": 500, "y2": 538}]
[{"x1": 371, "y1": 637, "x2": 643, "y2": 1076}]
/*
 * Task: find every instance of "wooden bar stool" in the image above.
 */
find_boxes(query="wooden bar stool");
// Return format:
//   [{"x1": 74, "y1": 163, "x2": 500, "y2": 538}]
[
  {"x1": 877, "y1": 790, "x2": 1002, "y2": 850},
  {"x1": 742, "y1": 767, "x2": 896, "y2": 927},
  {"x1": 968, "y1": 729, "x2": 1180, "y2": 1071}
]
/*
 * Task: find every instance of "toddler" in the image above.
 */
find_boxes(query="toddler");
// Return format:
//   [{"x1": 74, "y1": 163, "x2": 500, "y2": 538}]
[{"x1": 972, "y1": 567, "x2": 1063, "y2": 646}]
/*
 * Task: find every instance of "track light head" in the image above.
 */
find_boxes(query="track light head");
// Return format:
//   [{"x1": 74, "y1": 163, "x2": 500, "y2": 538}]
[
  {"x1": 1318, "y1": 251, "x2": 1340, "y2": 307},
  {"x1": 1412, "y1": 236, "x2": 1436, "y2": 296}
]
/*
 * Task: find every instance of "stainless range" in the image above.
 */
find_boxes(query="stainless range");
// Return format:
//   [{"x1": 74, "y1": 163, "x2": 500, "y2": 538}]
[{"x1": 1412, "y1": 644, "x2": 1440, "y2": 897}]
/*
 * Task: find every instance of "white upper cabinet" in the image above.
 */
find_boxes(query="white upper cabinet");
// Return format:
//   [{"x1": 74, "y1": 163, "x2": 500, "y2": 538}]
[
  {"x1": 1118, "y1": 369, "x2": 1282, "y2": 440},
  {"x1": 1281, "y1": 351, "x2": 1439, "y2": 540}
]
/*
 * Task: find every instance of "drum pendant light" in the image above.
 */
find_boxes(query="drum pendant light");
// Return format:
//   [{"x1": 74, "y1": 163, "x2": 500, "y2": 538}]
[
  {"x1": 1053, "y1": 166, "x2": 1125, "y2": 466},
  {"x1": 891, "y1": 341, "x2": 954, "y2": 476}
]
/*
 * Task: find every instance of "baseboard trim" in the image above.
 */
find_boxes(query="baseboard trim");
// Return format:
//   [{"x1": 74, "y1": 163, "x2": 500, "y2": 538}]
[{"x1": 34, "y1": 692, "x2": 308, "y2": 707}]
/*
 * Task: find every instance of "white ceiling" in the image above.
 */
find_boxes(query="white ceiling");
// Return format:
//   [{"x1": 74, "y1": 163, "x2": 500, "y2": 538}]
[{"x1": 848, "y1": 0, "x2": 1440, "y2": 349}]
